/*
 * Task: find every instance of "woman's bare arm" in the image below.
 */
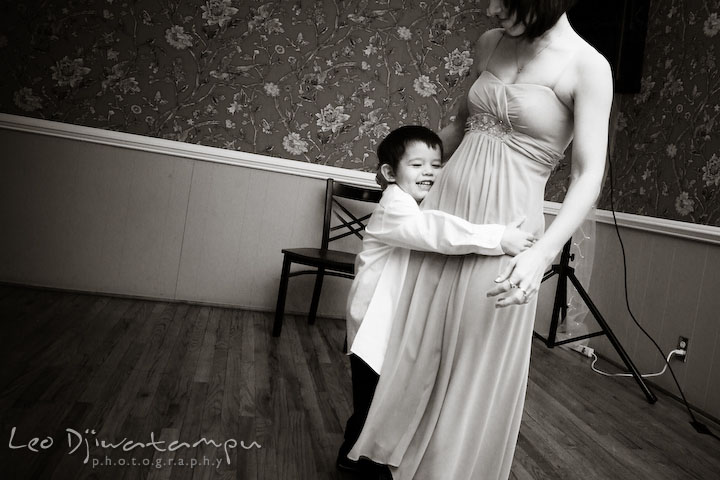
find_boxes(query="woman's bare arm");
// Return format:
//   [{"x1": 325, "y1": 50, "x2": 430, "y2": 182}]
[
  {"x1": 489, "y1": 46, "x2": 613, "y2": 307},
  {"x1": 438, "y1": 29, "x2": 503, "y2": 161},
  {"x1": 438, "y1": 100, "x2": 469, "y2": 161},
  {"x1": 534, "y1": 50, "x2": 613, "y2": 258}
]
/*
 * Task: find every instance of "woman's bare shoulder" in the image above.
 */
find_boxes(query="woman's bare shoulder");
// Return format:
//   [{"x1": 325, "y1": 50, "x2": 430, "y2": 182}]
[
  {"x1": 473, "y1": 28, "x2": 504, "y2": 72},
  {"x1": 475, "y1": 28, "x2": 504, "y2": 52},
  {"x1": 573, "y1": 35, "x2": 612, "y2": 79},
  {"x1": 562, "y1": 34, "x2": 613, "y2": 94}
]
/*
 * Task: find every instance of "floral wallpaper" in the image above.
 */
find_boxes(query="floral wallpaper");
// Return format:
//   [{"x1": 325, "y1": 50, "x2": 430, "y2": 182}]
[
  {"x1": 1, "y1": 0, "x2": 719, "y2": 226},
  {"x1": 0, "y1": 0, "x2": 491, "y2": 167},
  {"x1": 598, "y1": 0, "x2": 720, "y2": 225}
]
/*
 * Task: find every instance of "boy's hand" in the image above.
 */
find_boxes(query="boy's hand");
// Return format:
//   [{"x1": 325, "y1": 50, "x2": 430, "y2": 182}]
[{"x1": 501, "y1": 217, "x2": 536, "y2": 256}]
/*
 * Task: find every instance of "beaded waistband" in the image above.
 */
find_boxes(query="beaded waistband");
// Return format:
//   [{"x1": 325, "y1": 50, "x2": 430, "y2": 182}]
[{"x1": 465, "y1": 112, "x2": 512, "y2": 140}]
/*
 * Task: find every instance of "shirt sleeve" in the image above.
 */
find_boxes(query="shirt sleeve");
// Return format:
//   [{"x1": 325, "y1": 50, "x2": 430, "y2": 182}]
[{"x1": 366, "y1": 193, "x2": 506, "y2": 256}]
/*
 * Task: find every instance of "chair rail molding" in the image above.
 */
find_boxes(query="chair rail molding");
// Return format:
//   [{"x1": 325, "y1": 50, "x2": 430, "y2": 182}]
[
  {"x1": 2, "y1": 112, "x2": 719, "y2": 245},
  {"x1": 0, "y1": 113, "x2": 375, "y2": 187}
]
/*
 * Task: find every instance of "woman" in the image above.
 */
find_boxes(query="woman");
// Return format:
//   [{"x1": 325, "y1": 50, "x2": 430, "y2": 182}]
[{"x1": 348, "y1": 0, "x2": 613, "y2": 479}]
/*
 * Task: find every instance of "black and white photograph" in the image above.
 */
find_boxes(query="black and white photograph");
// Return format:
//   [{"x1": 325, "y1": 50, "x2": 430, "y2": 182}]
[{"x1": 1, "y1": 0, "x2": 719, "y2": 478}]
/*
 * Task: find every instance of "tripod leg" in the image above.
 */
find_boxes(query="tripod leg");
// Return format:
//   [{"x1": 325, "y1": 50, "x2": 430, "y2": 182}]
[
  {"x1": 567, "y1": 273, "x2": 657, "y2": 404},
  {"x1": 547, "y1": 269, "x2": 567, "y2": 348},
  {"x1": 545, "y1": 240, "x2": 573, "y2": 348}
]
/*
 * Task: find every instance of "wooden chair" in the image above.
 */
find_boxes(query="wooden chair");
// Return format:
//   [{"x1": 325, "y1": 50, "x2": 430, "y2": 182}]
[{"x1": 272, "y1": 178, "x2": 382, "y2": 337}]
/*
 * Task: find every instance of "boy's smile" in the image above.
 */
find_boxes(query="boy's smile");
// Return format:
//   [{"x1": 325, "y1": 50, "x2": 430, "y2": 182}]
[{"x1": 417, "y1": 179, "x2": 433, "y2": 190}]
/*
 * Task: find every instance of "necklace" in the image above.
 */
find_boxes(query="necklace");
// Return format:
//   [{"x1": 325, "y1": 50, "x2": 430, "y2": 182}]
[{"x1": 515, "y1": 37, "x2": 553, "y2": 73}]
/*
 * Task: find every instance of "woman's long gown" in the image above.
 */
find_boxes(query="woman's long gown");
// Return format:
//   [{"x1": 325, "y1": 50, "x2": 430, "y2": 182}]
[{"x1": 348, "y1": 69, "x2": 574, "y2": 479}]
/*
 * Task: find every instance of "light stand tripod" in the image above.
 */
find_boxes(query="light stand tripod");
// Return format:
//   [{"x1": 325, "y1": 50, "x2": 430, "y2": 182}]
[{"x1": 535, "y1": 238, "x2": 657, "y2": 404}]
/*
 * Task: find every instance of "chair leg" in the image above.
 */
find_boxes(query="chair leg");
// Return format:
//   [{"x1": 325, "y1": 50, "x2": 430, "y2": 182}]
[
  {"x1": 273, "y1": 255, "x2": 292, "y2": 337},
  {"x1": 308, "y1": 267, "x2": 325, "y2": 325}
]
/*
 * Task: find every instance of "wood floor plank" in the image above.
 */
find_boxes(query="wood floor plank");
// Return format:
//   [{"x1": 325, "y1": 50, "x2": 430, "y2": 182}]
[
  {"x1": 170, "y1": 380, "x2": 209, "y2": 480},
  {"x1": 133, "y1": 303, "x2": 193, "y2": 418},
  {"x1": 287, "y1": 317, "x2": 337, "y2": 475},
  {"x1": 38, "y1": 297, "x2": 136, "y2": 405},
  {"x1": 142, "y1": 305, "x2": 204, "y2": 434},
  {"x1": 78, "y1": 300, "x2": 163, "y2": 403},
  {"x1": 37, "y1": 401, "x2": 92, "y2": 480},
  {"x1": 513, "y1": 428, "x2": 564, "y2": 480},
  {"x1": 94, "y1": 302, "x2": 177, "y2": 439},
  {"x1": 160, "y1": 306, "x2": 211, "y2": 433},
  {"x1": 0, "y1": 293, "x2": 83, "y2": 390},
  {"x1": 0, "y1": 287, "x2": 57, "y2": 333},
  {"x1": 193, "y1": 307, "x2": 232, "y2": 479},
  {"x1": 4, "y1": 400, "x2": 79, "y2": 480},
  {"x1": 145, "y1": 428, "x2": 182, "y2": 480}
]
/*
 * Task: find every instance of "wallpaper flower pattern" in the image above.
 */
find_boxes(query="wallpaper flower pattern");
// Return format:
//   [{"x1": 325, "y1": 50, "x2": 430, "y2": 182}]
[
  {"x1": 601, "y1": 0, "x2": 720, "y2": 225},
  {"x1": 1, "y1": 0, "x2": 719, "y2": 226}
]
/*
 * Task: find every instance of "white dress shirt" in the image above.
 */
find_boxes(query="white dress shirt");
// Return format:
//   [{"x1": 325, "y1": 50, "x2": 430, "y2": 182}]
[{"x1": 347, "y1": 184, "x2": 507, "y2": 374}]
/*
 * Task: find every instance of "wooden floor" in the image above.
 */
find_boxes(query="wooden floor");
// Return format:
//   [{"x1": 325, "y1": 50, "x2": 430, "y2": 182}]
[{"x1": 1, "y1": 286, "x2": 719, "y2": 480}]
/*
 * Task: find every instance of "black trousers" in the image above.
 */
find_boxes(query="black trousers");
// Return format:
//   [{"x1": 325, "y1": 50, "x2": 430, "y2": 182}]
[{"x1": 340, "y1": 354, "x2": 380, "y2": 456}]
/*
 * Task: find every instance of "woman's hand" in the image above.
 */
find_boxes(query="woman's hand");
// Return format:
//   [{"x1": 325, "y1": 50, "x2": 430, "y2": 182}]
[{"x1": 486, "y1": 245, "x2": 555, "y2": 307}]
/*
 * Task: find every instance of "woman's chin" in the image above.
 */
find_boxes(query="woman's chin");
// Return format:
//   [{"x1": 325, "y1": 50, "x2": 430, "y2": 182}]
[
  {"x1": 503, "y1": 25, "x2": 526, "y2": 36},
  {"x1": 499, "y1": 19, "x2": 526, "y2": 36}
]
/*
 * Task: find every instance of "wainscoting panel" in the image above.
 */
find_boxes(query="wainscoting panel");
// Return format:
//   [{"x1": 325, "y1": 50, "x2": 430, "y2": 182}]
[
  {"x1": 175, "y1": 164, "x2": 326, "y2": 309},
  {"x1": 687, "y1": 244, "x2": 720, "y2": 409},
  {"x1": 0, "y1": 129, "x2": 193, "y2": 298},
  {"x1": 0, "y1": 125, "x2": 366, "y2": 318}
]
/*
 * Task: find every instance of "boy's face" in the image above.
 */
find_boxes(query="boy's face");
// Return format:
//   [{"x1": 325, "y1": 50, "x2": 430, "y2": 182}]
[{"x1": 381, "y1": 142, "x2": 442, "y2": 202}]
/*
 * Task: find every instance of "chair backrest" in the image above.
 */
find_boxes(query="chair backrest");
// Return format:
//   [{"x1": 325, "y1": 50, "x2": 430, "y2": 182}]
[{"x1": 321, "y1": 178, "x2": 383, "y2": 250}]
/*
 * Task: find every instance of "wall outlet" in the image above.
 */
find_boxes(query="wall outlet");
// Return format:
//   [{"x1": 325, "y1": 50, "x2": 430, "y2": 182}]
[
  {"x1": 676, "y1": 336, "x2": 689, "y2": 362},
  {"x1": 570, "y1": 344, "x2": 595, "y2": 358}
]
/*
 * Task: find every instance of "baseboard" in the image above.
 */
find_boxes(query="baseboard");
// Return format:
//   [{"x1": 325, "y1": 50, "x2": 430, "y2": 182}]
[{"x1": 0, "y1": 280, "x2": 347, "y2": 321}]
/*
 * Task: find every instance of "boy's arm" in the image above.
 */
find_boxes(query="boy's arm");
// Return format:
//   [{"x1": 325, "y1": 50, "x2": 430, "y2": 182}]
[{"x1": 367, "y1": 196, "x2": 505, "y2": 256}]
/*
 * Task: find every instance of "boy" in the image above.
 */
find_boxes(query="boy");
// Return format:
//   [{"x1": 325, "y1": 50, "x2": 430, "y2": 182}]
[{"x1": 338, "y1": 125, "x2": 534, "y2": 474}]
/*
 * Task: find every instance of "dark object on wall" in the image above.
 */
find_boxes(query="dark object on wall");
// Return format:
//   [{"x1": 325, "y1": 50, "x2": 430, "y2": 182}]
[{"x1": 568, "y1": 0, "x2": 651, "y2": 93}]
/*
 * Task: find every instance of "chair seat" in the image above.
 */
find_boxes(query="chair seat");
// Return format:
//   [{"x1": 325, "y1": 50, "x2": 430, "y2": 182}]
[
  {"x1": 282, "y1": 248, "x2": 356, "y2": 274},
  {"x1": 273, "y1": 178, "x2": 381, "y2": 337}
]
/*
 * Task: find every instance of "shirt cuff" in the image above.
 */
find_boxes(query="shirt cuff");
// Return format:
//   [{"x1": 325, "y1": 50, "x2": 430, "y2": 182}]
[{"x1": 470, "y1": 224, "x2": 505, "y2": 255}]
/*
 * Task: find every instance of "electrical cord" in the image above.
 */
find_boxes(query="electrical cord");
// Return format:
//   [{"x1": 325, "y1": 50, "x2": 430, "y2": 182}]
[
  {"x1": 590, "y1": 349, "x2": 684, "y2": 378},
  {"x1": 607, "y1": 156, "x2": 720, "y2": 442}
]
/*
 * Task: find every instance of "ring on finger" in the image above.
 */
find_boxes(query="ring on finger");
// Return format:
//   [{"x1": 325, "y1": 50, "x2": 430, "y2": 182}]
[{"x1": 508, "y1": 280, "x2": 518, "y2": 289}]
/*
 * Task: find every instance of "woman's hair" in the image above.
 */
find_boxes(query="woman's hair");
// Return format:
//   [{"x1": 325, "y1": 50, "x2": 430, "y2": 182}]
[
  {"x1": 376, "y1": 125, "x2": 443, "y2": 172},
  {"x1": 505, "y1": 0, "x2": 579, "y2": 39}
]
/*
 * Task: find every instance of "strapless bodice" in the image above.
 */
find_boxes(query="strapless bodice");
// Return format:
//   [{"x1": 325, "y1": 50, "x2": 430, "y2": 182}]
[{"x1": 465, "y1": 70, "x2": 574, "y2": 168}]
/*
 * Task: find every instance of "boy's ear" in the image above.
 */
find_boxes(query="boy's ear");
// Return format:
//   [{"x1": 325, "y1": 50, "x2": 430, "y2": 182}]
[{"x1": 379, "y1": 164, "x2": 396, "y2": 183}]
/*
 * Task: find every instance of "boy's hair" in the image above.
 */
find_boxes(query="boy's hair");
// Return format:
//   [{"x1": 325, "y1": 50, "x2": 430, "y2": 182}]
[
  {"x1": 505, "y1": 0, "x2": 578, "y2": 39},
  {"x1": 376, "y1": 125, "x2": 443, "y2": 174}
]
